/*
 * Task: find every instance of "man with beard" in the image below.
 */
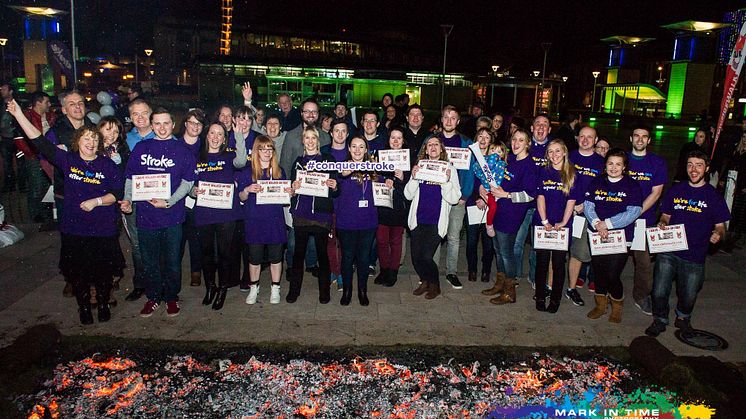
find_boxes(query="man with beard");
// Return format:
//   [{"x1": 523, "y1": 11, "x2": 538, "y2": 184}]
[{"x1": 279, "y1": 99, "x2": 330, "y2": 175}]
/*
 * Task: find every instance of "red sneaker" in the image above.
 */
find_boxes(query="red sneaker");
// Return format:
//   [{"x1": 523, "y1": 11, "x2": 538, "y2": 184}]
[
  {"x1": 576, "y1": 278, "x2": 585, "y2": 289},
  {"x1": 166, "y1": 301, "x2": 180, "y2": 317},
  {"x1": 587, "y1": 282, "x2": 596, "y2": 293},
  {"x1": 140, "y1": 300, "x2": 159, "y2": 317}
]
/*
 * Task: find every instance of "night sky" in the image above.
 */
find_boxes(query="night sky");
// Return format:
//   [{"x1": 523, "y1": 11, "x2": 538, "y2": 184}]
[{"x1": 0, "y1": 0, "x2": 740, "y2": 74}]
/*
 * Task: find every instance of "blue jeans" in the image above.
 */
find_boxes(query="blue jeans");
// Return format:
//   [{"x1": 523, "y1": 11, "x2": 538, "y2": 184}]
[
  {"x1": 493, "y1": 230, "x2": 518, "y2": 278},
  {"x1": 652, "y1": 253, "x2": 705, "y2": 324},
  {"x1": 180, "y1": 207, "x2": 202, "y2": 274},
  {"x1": 337, "y1": 228, "x2": 376, "y2": 292},
  {"x1": 514, "y1": 208, "x2": 536, "y2": 280},
  {"x1": 466, "y1": 223, "x2": 495, "y2": 274},
  {"x1": 139, "y1": 224, "x2": 183, "y2": 302},
  {"x1": 286, "y1": 227, "x2": 318, "y2": 268}
]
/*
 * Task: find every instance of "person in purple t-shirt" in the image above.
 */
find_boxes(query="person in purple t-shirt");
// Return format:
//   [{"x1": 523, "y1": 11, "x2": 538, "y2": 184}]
[
  {"x1": 193, "y1": 123, "x2": 247, "y2": 310},
  {"x1": 584, "y1": 148, "x2": 643, "y2": 324},
  {"x1": 407, "y1": 136, "x2": 461, "y2": 300},
  {"x1": 533, "y1": 140, "x2": 582, "y2": 313},
  {"x1": 238, "y1": 135, "x2": 292, "y2": 306},
  {"x1": 336, "y1": 137, "x2": 379, "y2": 306},
  {"x1": 121, "y1": 108, "x2": 197, "y2": 319},
  {"x1": 645, "y1": 151, "x2": 729, "y2": 337},
  {"x1": 7, "y1": 100, "x2": 124, "y2": 326},
  {"x1": 627, "y1": 124, "x2": 667, "y2": 316}
]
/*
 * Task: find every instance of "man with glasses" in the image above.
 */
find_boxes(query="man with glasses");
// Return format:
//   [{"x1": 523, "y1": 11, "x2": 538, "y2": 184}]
[{"x1": 279, "y1": 99, "x2": 330, "y2": 176}]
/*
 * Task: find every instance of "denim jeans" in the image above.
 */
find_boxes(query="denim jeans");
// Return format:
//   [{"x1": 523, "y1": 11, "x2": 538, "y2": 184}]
[
  {"x1": 123, "y1": 209, "x2": 146, "y2": 289},
  {"x1": 466, "y1": 223, "x2": 494, "y2": 274},
  {"x1": 445, "y1": 202, "x2": 466, "y2": 275},
  {"x1": 337, "y1": 228, "x2": 376, "y2": 293},
  {"x1": 139, "y1": 224, "x2": 183, "y2": 302},
  {"x1": 652, "y1": 253, "x2": 705, "y2": 324},
  {"x1": 25, "y1": 157, "x2": 51, "y2": 222},
  {"x1": 514, "y1": 207, "x2": 536, "y2": 280},
  {"x1": 493, "y1": 230, "x2": 518, "y2": 278},
  {"x1": 180, "y1": 207, "x2": 202, "y2": 274}
]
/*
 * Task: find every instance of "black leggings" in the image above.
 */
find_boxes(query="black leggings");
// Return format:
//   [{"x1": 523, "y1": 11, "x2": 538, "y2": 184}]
[
  {"x1": 410, "y1": 224, "x2": 441, "y2": 286},
  {"x1": 591, "y1": 252, "x2": 628, "y2": 300},
  {"x1": 199, "y1": 221, "x2": 241, "y2": 287},
  {"x1": 535, "y1": 249, "x2": 566, "y2": 302},
  {"x1": 289, "y1": 225, "x2": 330, "y2": 286}
]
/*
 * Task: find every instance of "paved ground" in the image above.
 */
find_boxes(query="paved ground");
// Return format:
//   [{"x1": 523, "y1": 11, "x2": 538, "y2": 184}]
[{"x1": 1, "y1": 222, "x2": 744, "y2": 363}]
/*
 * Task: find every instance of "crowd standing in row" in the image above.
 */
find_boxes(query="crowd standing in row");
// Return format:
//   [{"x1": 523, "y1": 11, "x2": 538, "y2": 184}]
[{"x1": 1, "y1": 82, "x2": 735, "y2": 339}]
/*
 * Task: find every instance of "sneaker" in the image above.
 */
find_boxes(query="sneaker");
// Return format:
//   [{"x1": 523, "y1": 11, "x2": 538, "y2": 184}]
[
  {"x1": 576, "y1": 278, "x2": 585, "y2": 289},
  {"x1": 140, "y1": 300, "x2": 159, "y2": 317},
  {"x1": 246, "y1": 285, "x2": 259, "y2": 305},
  {"x1": 166, "y1": 301, "x2": 180, "y2": 317},
  {"x1": 587, "y1": 282, "x2": 596, "y2": 293},
  {"x1": 368, "y1": 265, "x2": 376, "y2": 276},
  {"x1": 240, "y1": 282, "x2": 251, "y2": 292},
  {"x1": 270, "y1": 284, "x2": 281, "y2": 304},
  {"x1": 634, "y1": 296, "x2": 653, "y2": 316},
  {"x1": 645, "y1": 319, "x2": 667, "y2": 337},
  {"x1": 674, "y1": 317, "x2": 693, "y2": 333},
  {"x1": 445, "y1": 274, "x2": 463, "y2": 289},
  {"x1": 565, "y1": 288, "x2": 585, "y2": 307}
]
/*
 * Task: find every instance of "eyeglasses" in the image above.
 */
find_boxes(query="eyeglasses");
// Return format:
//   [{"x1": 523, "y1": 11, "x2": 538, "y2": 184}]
[
  {"x1": 302, "y1": 110, "x2": 319, "y2": 115},
  {"x1": 258, "y1": 147, "x2": 275, "y2": 152},
  {"x1": 186, "y1": 120, "x2": 203, "y2": 127}
]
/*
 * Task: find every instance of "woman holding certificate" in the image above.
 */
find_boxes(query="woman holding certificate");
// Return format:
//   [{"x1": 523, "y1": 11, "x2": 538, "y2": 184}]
[
  {"x1": 583, "y1": 148, "x2": 643, "y2": 323},
  {"x1": 375, "y1": 127, "x2": 410, "y2": 287},
  {"x1": 287, "y1": 127, "x2": 339, "y2": 304},
  {"x1": 481, "y1": 128, "x2": 538, "y2": 305},
  {"x1": 336, "y1": 137, "x2": 379, "y2": 306},
  {"x1": 7, "y1": 100, "x2": 124, "y2": 325},
  {"x1": 237, "y1": 135, "x2": 291, "y2": 305},
  {"x1": 533, "y1": 140, "x2": 582, "y2": 313},
  {"x1": 406, "y1": 136, "x2": 461, "y2": 299},
  {"x1": 192, "y1": 123, "x2": 247, "y2": 310}
]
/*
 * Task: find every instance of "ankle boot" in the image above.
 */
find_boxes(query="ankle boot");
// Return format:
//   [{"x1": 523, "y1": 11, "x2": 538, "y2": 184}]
[
  {"x1": 74, "y1": 283, "x2": 94, "y2": 325},
  {"x1": 358, "y1": 290, "x2": 369, "y2": 306},
  {"x1": 481, "y1": 272, "x2": 507, "y2": 296},
  {"x1": 373, "y1": 268, "x2": 388, "y2": 285},
  {"x1": 608, "y1": 296, "x2": 624, "y2": 323},
  {"x1": 587, "y1": 294, "x2": 609, "y2": 319},
  {"x1": 319, "y1": 276, "x2": 331, "y2": 304},
  {"x1": 202, "y1": 280, "x2": 217, "y2": 305},
  {"x1": 340, "y1": 283, "x2": 352, "y2": 306},
  {"x1": 489, "y1": 278, "x2": 516, "y2": 305},
  {"x1": 98, "y1": 302, "x2": 111, "y2": 322},
  {"x1": 286, "y1": 270, "x2": 303, "y2": 303},
  {"x1": 95, "y1": 282, "x2": 113, "y2": 322},
  {"x1": 212, "y1": 287, "x2": 227, "y2": 310},
  {"x1": 424, "y1": 282, "x2": 441, "y2": 299},
  {"x1": 383, "y1": 269, "x2": 398, "y2": 287},
  {"x1": 413, "y1": 281, "x2": 429, "y2": 296},
  {"x1": 79, "y1": 304, "x2": 94, "y2": 325}
]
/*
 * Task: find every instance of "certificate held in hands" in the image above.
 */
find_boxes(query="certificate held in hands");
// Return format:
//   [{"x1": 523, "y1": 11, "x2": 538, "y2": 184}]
[
  {"x1": 295, "y1": 170, "x2": 329, "y2": 197},
  {"x1": 197, "y1": 181, "x2": 234, "y2": 209},
  {"x1": 414, "y1": 160, "x2": 449, "y2": 184},
  {"x1": 372, "y1": 182, "x2": 393, "y2": 208},
  {"x1": 445, "y1": 147, "x2": 471, "y2": 170},
  {"x1": 132, "y1": 173, "x2": 171, "y2": 201},
  {"x1": 588, "y1": 229, "x2": 627, "y2": 255},
  {"x1": 256, "y1": 180, "x2": 291, "y2": 205},
  {"x1": 533, "y1": 227, "x2": 570, "y2": 251},
  {"x1": 646, "y1": 224, "x2": 688, "y2": 254},
  {"x1": 378, "y1": 149, "x2": 410, "y2": 171}
]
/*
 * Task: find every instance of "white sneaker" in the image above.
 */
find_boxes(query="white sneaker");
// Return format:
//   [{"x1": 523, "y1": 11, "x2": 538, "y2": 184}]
[
  {"x1": 270, "y1": 284, "x2": 281, "y2": 304},
  {"x1": 245, "y1": 284, "x2": 259, "y2": 305}
]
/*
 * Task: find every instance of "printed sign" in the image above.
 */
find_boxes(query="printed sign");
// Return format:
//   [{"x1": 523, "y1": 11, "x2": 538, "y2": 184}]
[
  {"x1": 588, "y1": 229, "x2": 628, "y2": 255},
  {"x1": 646, "y1": 224, "x2": 689, "y2": 254},
  {"x1": 372, "y1": 182, "x2": 393, "y2": 208},
  {"x1": 132, "y1": 173, "x2": 171, "y2": 201},
  {"x1": 256, "y1": 180, "x2": 291, "y2": 205},
  {"x1": 196, "y1": 181, "x2": 234, "y2": 210},
  {"x1": 415, "y1": 159, "x2": 449, "y2": 184},
  {"x1": 378, "y1": 149, "x2": 410, "y2": 171},
  {"x1": 295, "y1": 170, "x2": 330, "y2": 197},
  {"x1": 445, "y1": 147, "x2": 471, "y2": 170},
  {"x1": 533, "y1": 227, "x2": 570, "y2": 251}
]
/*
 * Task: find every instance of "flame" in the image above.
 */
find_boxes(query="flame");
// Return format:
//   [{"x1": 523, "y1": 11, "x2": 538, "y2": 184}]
[
  {"x1": 82, "y1": 357, "x2": 136, "y2": 371},
  {"x1": 372, "y1": 359, "x2": 396, "y2": 376}
]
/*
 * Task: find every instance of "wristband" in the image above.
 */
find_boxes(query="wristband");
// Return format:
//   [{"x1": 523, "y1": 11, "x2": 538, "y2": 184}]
[
  {"x1": 541, "y1": 219, "x2": 549, "y2": 226},
  {"x1": 96, "y1": 197, "x2": 103, "y2": 206}
]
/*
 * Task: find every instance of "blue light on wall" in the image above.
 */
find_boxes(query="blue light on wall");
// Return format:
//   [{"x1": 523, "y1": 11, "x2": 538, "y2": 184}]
[
  {"x1": 689, "y1": 37, "x2": 696, "y2": 61},
  {"x1": 53, "y1": 20, "x2": 60, "y2": 34},
  {"x1": 24, "y1": 17, "x2": 31, "y2": 39},
  {"x1": 619, "y1": 48, "x2": 625, "y2": 66}
]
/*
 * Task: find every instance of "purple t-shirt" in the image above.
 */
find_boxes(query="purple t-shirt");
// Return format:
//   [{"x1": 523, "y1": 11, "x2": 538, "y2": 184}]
[
  {"x1": 529, "y1": 139, "x2": 549, "y2": 168},
  {"x1": 585, "y1": 176, "x2": 643, "y2": 241},
  {"x1": 125, "y1": 138, "x2": 197, "y2": 230},
  {"x1": 439, "y1": 133, "x2": 463, "y2": 149},
  {"x1": 329, "y1": 147, "x2": 349, "y2": 164},
  {"x1": 493, "y1": 154, "x2": 538, "y2": 234},
  {"x1": 236, "y1": 167, "x2": 288, "y2": 244},
  {"x1": 628, "y1": 152, "x2": 667, "y2": 225},
  {"x1": 53, "y1": 149, "x2": 122, "y2": 237},
  {"x1": 569, "y1": 150, "x2": 604, "y2": 197},
  {"x1": 660, "y1": 182, "x2": 730, "y2": 263},
  {"x1": 533, "y1": 167, "x2": 583, "y2": 234},
  {"x1": 194, "y1": 151, "x2": 241, "y2": 226},
  {"x1": 178, "y1": 136, "x2": 202, "y2": 159},
  {"x1": 227, "y1": 130, "x2": 256, "y2": 157},
  {"x1": 416, "y1": 181, "x2": 442, "y2": 225},
  {"x1": 335, "y1": 175, "x2": 378, "y2": 230}
]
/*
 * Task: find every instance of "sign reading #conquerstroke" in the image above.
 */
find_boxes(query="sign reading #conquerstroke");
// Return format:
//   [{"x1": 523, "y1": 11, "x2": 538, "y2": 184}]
[{"x1": 132, "y1": 173, "x2": 171, "y2": 201}]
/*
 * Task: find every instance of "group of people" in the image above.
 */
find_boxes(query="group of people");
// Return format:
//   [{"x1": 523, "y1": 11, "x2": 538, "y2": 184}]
[{"x1": 1, "y1": 85, "x2": 732, "y2": 340}]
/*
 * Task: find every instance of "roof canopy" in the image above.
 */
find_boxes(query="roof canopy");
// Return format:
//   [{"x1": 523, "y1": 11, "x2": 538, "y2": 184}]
[
  {"x1": 602, "y1": 83, "x2": 666, "y2": 101},
  {"x1": 600, "y1": 36, "x2": 655, "y2": 45},
  {"x1": 661, "y1": 21, "x2": 731, "y2": 33}
]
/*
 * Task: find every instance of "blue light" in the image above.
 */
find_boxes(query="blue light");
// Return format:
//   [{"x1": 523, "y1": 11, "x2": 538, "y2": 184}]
[
  {"x1": 673, "y1": 38, "x2": 678, "y2": 60},
  {"x1": 24, "y1": 17, "x2": 31, "y2": 39},
  {"x1": 689, "y1": 37, "x2": 696, "y2": 61},
  {"x1": 619, "y1": 48, "x2": 625, "y2": 66},
  {"x1": 608, "y1": 49, "x2": 613, "y2": 67},
  {"x1": 54, "y1": 20, "x2": 60, "y2": 34}
]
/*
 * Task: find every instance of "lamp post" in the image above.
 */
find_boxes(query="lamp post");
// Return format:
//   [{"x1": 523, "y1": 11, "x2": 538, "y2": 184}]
[
  {"x1": 0, "y1": 38, "x2": 7, "y2": 80},
  {"x1": 144, "y1": 49, "x2": 153, "y2": 81},
  {"x1": 557, "y1": 76, "x2": 568, "y2": 111},
  {"x1": 540, "y1": 42, "x2": 551, "y2": 113},
  {"x1": 440, "y1": 24, "x2": 453, "y2": 110},
  {"x1": 70, "y1": 0, "x2": 78, "y2": 85},
  {"x1": 490, "y1": 65, "x2": 499, "y2": 107},
  {"x1": 591, "y1": 71, "x2": 600, "y2": 112}
]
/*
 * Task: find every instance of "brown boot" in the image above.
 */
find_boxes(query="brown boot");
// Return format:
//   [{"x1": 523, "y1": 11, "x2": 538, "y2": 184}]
[
  {"x1": 608, "y1": 296, "x2": 624, "y2": 323},
  {"x1": 481, "y1": 272, "x2": 507, "y2": 296},
  {"x1": 489, "y1": 278, "x2": 516, "y2": 305},
  {"x1": 587, "y1": 294, "x2": 608, "y2": 319},
  {"x1": 413, "y1": 281, "x2": 430, "y2": 296},
  {"x1": 425, "y1": 283, "x2": 441, "y2": 299},
  {"x1": 190, "y1": 272, "x2": 202, "y2": 287}
]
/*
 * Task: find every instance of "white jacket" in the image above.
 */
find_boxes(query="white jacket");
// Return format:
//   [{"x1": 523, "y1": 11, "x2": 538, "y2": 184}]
[{"x1": 404, "y1": 162, "x2": 462, "y2": 238}]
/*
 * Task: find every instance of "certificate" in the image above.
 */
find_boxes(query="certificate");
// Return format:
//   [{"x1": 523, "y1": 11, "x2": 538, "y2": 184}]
[
  {"x1": 445, "y1": 147, "x2": 471, "y2": 170},
  {"x1": 132, "y1": 173, "x2": 171, "y2": 201},
  {"x1": 372, "y1": 182, "x2": 393, "y2": 208},
  {"x1": 588, "y1": 229, "x2": 628, "y2": 255},
  {"x1": 646, "y1": 224, "x2": 689, "y2": 254},
  {"x1": 415, "y1": 159, "x2": 449, "y2": 184},
  {"x1": 630, "y1": 219, "x2": 647, "y2": 251},
  {"x1": 533, "y1": 227, "x2": 570, "y2": 251},
  {"x1": 196, "y1": 181, "x2": 234, "y2": 210},
  {"x1": 256, "y1": 180, "x2": 291, "y2": 205},
  {"x1": 295, "y1": 170, "x2": 329, "y2": 197},
  {"x1": 572, "y1": 215, "x2": 586, "y2": 239},
  {"x1": 467, "y1": 205, "x2": 487, "y2": 225},
  {"x1": 378, "y1": 149, "x2": 410, "y2": 171}
]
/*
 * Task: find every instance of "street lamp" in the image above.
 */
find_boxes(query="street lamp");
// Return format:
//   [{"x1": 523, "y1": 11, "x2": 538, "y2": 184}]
[
  {"x1": 144, "y1": 49, "x2": 153, "y2": 80},
  {"x1": 591, "y1": 71, "x2": 601, "y2": 112},
  {"x1": 533, "y1": 70, "x2": 540, "y2": 77},
  {"x1": 144, "y1": 49, "x2": 153, "y2": 57},
  {"x1": 557, "y1": 76, "x2": 568, "y2": 111},
  {"x1": 440, "y1": 24, "x2": 454, "y2": 110},
  {"x1": 491, "y1": 65, "x2": 498, "y2": 73},
  {"x1": 0, "y1": 38, "x2": 7, "y2": 79}
]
